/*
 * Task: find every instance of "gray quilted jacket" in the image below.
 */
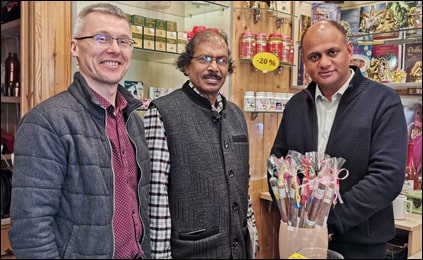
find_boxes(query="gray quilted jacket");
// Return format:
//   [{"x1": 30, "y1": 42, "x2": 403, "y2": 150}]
[{"x1": 8, "y1": 72, "x2": 151, "y2": 259}]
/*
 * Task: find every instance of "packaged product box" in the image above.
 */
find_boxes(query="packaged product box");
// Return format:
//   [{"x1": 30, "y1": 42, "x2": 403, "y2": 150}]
[
  {"x1": 143, "y1": 17, "x2": 156, "y2": 50},
  {"x1": 311, "y1": 3, "x2": 341, "y2": 24},
  {"x1": 124, "y1": 81, "x2": 144, "y2": 100},
  {"x1": 351, "y1": 44, "x2": 372, "y2": 77},
  {"x1": 405, "y1": 190, "x2": 422, "y2": 214},
  {"x1": 131, "y1": 15, "x2": 145, "y2": 26},
  {"x1": 340, "y1": 7, "x2": 361, "y2": 43},
  {"x1": 166, "y1": 38, "x2": 177, "y2": 53},
  {"x1": 403, "y1": 42, "x2": 422, "y2": 82},
  {"x1": 371, "y1": 44, "x2": 401, "y2": 83},
  {"x1": 133, "y1": 36, "x2": 143, "y2": 49},
  {"x1": 166, "y1": 21, "x2": 177, "y2": 32},
  {"x1": 155, "y1": 37, "x2": 167, "y2": 52},
  {"x1": 166, "y1": 31, "x2": 177, "y2": 53},
  {"x1": 131, "y1": 25, "x2": 143, "y2": 48},
  {"x1": 177, "y1": 31, "x2": 188, "y2": 53},
  {"x1": 155, "y1": 19, "x2": 167, "y2": 38},
  {"x1": 155, "y1": 19, "x2": 167, "y2": 51}
]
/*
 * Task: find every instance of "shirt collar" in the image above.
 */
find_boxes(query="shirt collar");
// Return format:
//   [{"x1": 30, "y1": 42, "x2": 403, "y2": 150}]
[
  {"x1": 189, "y1": 81, "x2": 223, "y2": 112},
  {"x1": 92, "y1": 89, "x2": 128, "y2": 113},
  {"x1": 315, "y1": 68, "x2": 355, "y2": 102}
]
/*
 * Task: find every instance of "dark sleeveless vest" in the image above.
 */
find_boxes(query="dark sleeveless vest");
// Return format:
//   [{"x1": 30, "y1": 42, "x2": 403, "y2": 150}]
[{"x1": 151, "y1": 81, "x2": 250, "y2": 259}]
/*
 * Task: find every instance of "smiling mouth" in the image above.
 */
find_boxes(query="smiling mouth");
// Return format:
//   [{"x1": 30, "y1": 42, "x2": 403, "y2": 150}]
[{"x1": 102, "y1": 61, "x2": 120, "y2": 66}]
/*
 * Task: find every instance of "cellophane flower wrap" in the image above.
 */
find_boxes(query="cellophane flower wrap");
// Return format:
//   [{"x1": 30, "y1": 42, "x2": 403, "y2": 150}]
[
  {"x1": 268, "y1": 150, "x2": 349, "y2": 228},
  {"x1": 268, "y1": 151, "x2": 349, "y2": 258}
]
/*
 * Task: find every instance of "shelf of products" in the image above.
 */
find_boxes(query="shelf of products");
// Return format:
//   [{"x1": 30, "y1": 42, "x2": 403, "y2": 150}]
[
  {"x1": 132, "y1": 48, "x2": 178, "y2": 64},
  {"x1": 350, "y1": 27, "x2": 422, "y2": 46},
  {"x1": 114, "y1": 1, "x2": 228, "y2": 17},
  {"x1": 1, "y1": 19, "x2": 21, "y2": 161},
  {"x1": 234, "y1": 7, "x2": 296, "y2": 22},
  {"x1": 292, "y1": 26, "x2": 422, "y2": 92}
]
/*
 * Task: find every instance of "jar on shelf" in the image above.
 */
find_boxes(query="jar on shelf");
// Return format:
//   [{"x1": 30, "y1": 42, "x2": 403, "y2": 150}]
[
  {"x1": 240, "y1": 31, "x2": 256, "y2": 59},
  {"x1": 267, "y1": 33, "x2": 283, "y2": 60},
  {"x1": 255, "y1": 91, "x2": 266, "y2": 111},
  {"x1": 275, "y1": 93, "x2": 283, "y2": 111},
  {"x1": 255, "y1": 33, "x2": 268, "y2": 54},
  {"x1": 244, "y1": 91, "x2": 256, "y2": 111},
  {"x1": 281, "y1": 35, "x2": 290, "y2": 64},
  {"x1": 265, "y1": 92, "x2": 275, "y2": 111}
]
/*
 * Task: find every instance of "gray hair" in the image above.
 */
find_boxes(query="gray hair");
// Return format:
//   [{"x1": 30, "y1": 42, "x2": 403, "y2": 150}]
[{"x1": 73, "y1": 3, "x2": 129, "y2": 38}]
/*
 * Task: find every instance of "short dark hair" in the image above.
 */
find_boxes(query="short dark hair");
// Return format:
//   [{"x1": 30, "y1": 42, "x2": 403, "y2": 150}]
[{"x1": 176, "y1": 29, "x2": 234, "y2": 75}]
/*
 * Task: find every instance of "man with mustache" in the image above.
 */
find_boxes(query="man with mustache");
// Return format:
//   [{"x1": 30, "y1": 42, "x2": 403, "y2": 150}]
[{"x1": 144, "y1": 29, "x2": 259, "y2": 259}]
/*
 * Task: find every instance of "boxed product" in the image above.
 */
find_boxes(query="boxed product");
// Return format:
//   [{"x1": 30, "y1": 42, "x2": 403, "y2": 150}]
[
  {"x1": 311, "y1": 3, "x2": 341, "y2": 24},
  {"x1": 124, "y1": 81, "x2": 144, "y2": 100},
  {"x1": 131, "y1": 25, "x2": 143, "y2": 49},
  {"x1": 405, "y1": 190, "x2": 422, "y2": 214},
  {"x1": 131, "y1": 15, "x2": 145, "y2": 26},
  {"x1": 177, "y1": 31, "x2": 188, "y2": 53},
  {"x1": 166, "y1": 31, "x2": 177, "y2": 53},
  {"x1": 143, "y1": 17, "x2": 156, "y2": 50}
]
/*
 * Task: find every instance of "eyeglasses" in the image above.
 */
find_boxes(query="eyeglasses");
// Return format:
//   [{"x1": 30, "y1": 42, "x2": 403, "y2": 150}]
[
  {"x1": 74, "y1": 34, "x2": 135, "y2": 50},
  {"x1": 191, "y1": 55, "x2": 229, "y2": 68}
]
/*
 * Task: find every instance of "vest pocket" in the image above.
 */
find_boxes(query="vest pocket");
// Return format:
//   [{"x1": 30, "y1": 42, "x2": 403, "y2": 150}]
[{"x1": 178, "y1": 226, "x2": 219, "y2": 240}]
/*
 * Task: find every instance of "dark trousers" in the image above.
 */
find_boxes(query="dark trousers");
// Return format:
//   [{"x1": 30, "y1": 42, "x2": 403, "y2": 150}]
[{"x1": 329, "y1": 241, "x2": 387, "y2": 259}]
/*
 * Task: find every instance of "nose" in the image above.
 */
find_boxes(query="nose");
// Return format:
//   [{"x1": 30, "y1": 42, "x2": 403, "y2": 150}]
[
  {"x1": 207, "y1": 59, "x2": 219, "y2": 70},
  {"x1": 319, "y1": 54, "x2": 331, "y2": 67},
  {"x1": 106, "y1": 39, "x2": 121, "y2": 51}
]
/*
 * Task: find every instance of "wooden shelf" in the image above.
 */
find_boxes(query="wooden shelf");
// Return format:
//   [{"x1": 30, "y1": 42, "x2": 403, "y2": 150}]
[
  {"x1": 1, "y1": 19, "x2": 20, "y2": 39},
  {"x1": 114, "y1": 1, "x2": 228, "y2": 17},
  {"x1": 0, "y1": 96, "x2": 20, "y2": 104}
]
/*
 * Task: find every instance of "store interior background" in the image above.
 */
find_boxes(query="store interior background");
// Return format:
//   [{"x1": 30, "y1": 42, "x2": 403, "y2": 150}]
[{"x1": 1, "y1": 1, "x2": 422, "y2": 259}]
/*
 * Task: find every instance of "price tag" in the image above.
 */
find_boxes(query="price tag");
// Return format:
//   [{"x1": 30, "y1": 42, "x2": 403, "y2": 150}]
[{"x1": 252, "y1": 52, "x2": 280, "y2": 72}]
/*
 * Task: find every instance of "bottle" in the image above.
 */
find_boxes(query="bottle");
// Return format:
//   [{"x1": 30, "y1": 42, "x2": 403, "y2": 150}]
[
  {"x1": 244, "y1": 91, "x2": 256, "y2": 112},
  {"x1": 403, "y1": 141, "x2": 420, "y2": 193},
  {"x1": 274, "y1": 93, "x2": 283, "y2": 111},
  {"x1": 4, "y1": 52, "x2": 20, "y2": 97},
  {"x1": 265, "y1": 92, "x2": 275, "y2": 111},
  {"x1": 255, "y1": 91, "x2": 266, "y2": 111}
]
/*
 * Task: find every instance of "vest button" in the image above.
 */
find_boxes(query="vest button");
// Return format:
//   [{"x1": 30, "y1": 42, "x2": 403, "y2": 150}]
[{"x1": 229, "y1": 170, "x2": 234, "y2": 178}]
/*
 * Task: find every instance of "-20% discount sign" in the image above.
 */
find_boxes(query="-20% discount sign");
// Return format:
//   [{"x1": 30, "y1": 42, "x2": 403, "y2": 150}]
[{"x1": 252, "y1": 52, "x2": 280, "y2": 73}]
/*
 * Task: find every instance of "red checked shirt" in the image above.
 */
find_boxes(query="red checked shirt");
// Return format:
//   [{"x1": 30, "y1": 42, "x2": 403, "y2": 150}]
[{"x1": 93, "y1": 90, "x2": 143, "y2": 259}]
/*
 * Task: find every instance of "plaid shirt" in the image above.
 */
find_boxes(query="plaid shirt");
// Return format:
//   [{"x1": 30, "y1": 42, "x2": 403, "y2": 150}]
[{"x1": 145, "y1": 83, "x2": 258, "y2": 258}]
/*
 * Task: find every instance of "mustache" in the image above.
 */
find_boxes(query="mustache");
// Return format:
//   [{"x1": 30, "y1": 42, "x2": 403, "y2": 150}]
[{"x1": 202, "y1": 73, "x2": 222, "y2": 80}]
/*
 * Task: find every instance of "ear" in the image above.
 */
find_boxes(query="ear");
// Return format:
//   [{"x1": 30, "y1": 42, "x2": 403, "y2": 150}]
[
  {"x1": 347, "y1": 41, "x2": 353, "y2": 58},
  {"x1": 70, "y1": 39, "x2": 78, "y2": 57}
]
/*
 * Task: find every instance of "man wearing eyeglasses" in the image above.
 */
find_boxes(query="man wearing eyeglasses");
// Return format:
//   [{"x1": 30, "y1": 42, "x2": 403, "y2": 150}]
[
  {"x1": 144, "y1": 29, "x2": 259, "y2": 259},
  {"x1": 9, "y1": 3, "x2": 151, "y2": 259}
]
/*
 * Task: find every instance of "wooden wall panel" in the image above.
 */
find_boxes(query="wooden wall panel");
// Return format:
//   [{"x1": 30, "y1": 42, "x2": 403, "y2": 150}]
[
  {"x1": 230, "y1": 2, "x2": 293, "y2": 258},
  {"x1": 28, "y1": 1, "x2": 72, "y2": 108}
]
